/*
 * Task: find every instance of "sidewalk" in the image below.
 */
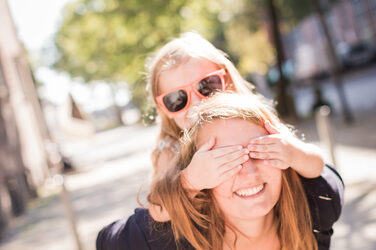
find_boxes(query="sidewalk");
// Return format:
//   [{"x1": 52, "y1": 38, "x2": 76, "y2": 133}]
[{"x1": 0, "y1": 111, "x2": 375, "y2": 250}]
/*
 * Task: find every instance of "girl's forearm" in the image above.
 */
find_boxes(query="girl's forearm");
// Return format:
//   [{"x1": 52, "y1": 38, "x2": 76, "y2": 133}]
[{"x1": 291, "y1": 142, "x2": 325, "y2": 178}]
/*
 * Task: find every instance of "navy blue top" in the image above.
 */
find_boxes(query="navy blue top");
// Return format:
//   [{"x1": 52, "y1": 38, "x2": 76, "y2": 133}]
[{"x1": 96, "y1": 165, "x2": 344, "y2": 250}]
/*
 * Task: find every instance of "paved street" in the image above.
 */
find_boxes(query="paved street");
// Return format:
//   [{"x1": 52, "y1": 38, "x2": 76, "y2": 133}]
[{"x1": 0, "y1": 67, "x2": 376, "y2": 250}]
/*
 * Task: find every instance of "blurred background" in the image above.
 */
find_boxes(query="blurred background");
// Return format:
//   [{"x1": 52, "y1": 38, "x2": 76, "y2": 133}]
[{"x1": 0, "y1": 0, "x2": 375, "y2": 249}]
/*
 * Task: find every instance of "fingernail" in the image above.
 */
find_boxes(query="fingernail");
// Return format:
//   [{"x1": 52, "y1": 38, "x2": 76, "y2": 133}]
[{"x1": 243, "y1": 149, "x2": 249, "y2": 154}]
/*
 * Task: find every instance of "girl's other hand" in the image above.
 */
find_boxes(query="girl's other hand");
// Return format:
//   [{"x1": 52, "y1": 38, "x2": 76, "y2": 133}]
[
  {"x1": 246, "y1": 120, "x2": 297, "y2": 170},
  {"x1": 181, "y1": 136, "x2": 249, "y2": 191},
  {"x1": 247, "y1": 120, "x2": 324, "y2": 178}
]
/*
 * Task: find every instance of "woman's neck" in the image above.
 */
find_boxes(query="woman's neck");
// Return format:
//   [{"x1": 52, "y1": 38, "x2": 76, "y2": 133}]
[{"x1": 223, "y1": 210, "x2": 280, "y2": 250}]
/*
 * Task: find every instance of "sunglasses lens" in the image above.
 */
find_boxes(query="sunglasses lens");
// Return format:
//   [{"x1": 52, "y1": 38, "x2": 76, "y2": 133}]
[
  {"x1": 163, "y1": 90, "x2": 188, "y2": 112},
  {"x1": 196, "y1": 75, "x2": 223, "y2": 97}
]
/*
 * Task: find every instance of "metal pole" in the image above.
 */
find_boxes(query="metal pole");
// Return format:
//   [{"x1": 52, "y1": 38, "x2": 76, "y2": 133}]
[
  {"x1": 315, "y1": 106, "x2": 337, "y2": 168},
  {"x1": 55, "y1": 175, "x2": 84, "y2": 250}
]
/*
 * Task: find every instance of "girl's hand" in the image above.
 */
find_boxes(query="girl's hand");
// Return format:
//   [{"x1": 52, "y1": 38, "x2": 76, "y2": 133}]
[
  {"x1": 246, "y1": 120, "x2": 299, "y2": 170},
  {"x1": 181, "y1": 137, "x2": 249, "y2": 191},
  {"x1": 247, "y1": 120, "x2": 324, "y2": 178}
]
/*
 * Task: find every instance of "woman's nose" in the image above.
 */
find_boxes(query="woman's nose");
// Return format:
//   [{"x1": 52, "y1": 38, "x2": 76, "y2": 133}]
[{"x1": 240, "y1": 159, "x2": 258, "y2": 175}]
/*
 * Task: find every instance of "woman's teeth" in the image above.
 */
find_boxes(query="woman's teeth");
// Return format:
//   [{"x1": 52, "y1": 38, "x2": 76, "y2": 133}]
[{"x1": 235, "y1": 184, "x2": 264, "y2": 197}]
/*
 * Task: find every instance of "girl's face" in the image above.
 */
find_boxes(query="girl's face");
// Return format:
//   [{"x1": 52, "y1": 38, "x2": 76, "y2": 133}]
[
  {"x1": 158, "y1": 58, "x2": 221, "y2": 129},
  {"x1": 197, "y1": 119, "x2": 282, "y2": 221}
]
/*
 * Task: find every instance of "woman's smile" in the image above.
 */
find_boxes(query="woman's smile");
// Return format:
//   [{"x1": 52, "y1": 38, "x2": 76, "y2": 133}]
[{"x1": 234, "y1": 183, "x2": 266, "y2": 198}]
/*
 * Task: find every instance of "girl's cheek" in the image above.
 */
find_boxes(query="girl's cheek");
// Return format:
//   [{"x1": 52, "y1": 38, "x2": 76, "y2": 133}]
[{"x1": 173, "y1": 112, "x2": 190, "y2": 129}]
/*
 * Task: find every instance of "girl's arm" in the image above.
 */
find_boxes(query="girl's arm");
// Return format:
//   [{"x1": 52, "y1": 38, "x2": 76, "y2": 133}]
[
  {"x1": 287, "y1": 138, "x2": 324, "y2": 178},
  {"x1": 149, "y1": 148, "x2": 173, "y2": 222}
]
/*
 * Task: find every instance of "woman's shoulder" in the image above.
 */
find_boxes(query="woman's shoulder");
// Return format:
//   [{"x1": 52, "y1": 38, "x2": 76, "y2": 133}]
[
  {"x1": 96, "y1": 208, "x2": 180, "y2": 250},
  {"x1": 96, "y1": 208, "x2": 150, "y2": 250}
]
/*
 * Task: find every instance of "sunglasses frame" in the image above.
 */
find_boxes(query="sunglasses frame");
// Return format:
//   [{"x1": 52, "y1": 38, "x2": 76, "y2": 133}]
[{"x1": 156, "y1": 69, "x2": 227, "y2": 115}]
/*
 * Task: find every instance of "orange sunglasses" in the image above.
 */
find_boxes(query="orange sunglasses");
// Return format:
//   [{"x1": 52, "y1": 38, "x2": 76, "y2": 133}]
[{"x1": 156, "y1": 69, "x2": 227, "y2": 114}]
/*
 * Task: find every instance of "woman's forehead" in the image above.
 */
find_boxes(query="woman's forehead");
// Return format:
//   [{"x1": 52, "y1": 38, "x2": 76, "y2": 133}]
[{"x1": 196, "y1": 119, "x2": 267, "y2": 148}]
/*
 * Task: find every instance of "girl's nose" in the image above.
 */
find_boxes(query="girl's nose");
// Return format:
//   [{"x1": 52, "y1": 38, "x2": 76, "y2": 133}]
[{"x1": 190, "y1": 91, "x2": 202, "y2": 107}]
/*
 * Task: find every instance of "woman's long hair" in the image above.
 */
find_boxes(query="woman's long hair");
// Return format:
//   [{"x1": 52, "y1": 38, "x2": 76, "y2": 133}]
[
  {"x1": 145, "y1": 31, "x2": 258, "y2": 172},
  {"x1": 148, "y1": 93, "x2": 318, "y2": 250}
]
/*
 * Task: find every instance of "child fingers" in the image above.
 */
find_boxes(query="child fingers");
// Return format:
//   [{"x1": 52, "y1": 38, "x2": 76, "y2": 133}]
[
  {"x1": 264, "y1": 120, "x2": 280, "y2": 135},
  {"x1": 211, "y1": 145, "x2": 244, "y2": 158},
  {"x1": 247, "y1": 144, "x2": 278, "y2": 153},
  {"x1": 215, "y1": 148, "x2": 249, "y2": 162},
  {"x1": 249, "y1": 136, "x2": 279, "y2": 145},
  {"x1": 249, "y1": 151, "x2": 278, "y2": 160},
  {"x1": 218, "y1": 154, "x2": 249, "y2": 172},
  {"x1": 197, "y1": 136, "x2": 216, "y2": 152},
  {"x1": 219, "y1": 165, "x2": 243, "y2": 181}
]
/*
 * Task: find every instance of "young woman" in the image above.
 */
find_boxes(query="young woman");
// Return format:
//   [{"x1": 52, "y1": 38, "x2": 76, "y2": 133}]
[{"x1": 96, "y1": 93, "x2": 344, "y2": 250}]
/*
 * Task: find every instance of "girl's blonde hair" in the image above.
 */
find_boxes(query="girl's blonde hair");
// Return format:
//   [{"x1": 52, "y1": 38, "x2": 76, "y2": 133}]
[
  {"x1": 146, "y1": 32, "x2": 257, "y2": 171},
  {"x1": 148, "y1": 92, "x2": 318, "y2": 250}
]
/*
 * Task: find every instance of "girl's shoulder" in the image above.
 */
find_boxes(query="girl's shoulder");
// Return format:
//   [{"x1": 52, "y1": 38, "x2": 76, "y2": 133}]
[{"x1": 157, "y1": 136, "x2": 180, "y2": 154}]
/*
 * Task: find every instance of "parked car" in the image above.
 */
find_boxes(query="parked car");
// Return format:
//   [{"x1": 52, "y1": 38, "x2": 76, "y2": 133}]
[{"x1": 337, "y1": 42, "x2": 376, "y2": 69}]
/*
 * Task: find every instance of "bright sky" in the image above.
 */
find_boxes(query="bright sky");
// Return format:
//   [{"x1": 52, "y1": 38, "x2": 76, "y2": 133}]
[{"x1": 8, "y1": 0, "x2": 130, "y2": 111}]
